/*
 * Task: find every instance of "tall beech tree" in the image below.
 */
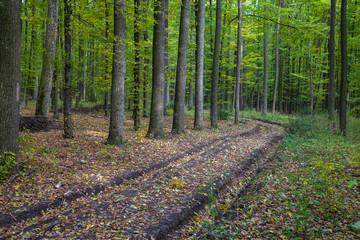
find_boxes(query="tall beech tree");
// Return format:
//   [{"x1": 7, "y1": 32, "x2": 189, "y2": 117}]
[
  {"x1": 340, "y1": 0, "x2": 347, "y2": 136},
  {"x1": 194, "y1": 0, "x2": 205, "y2": 130},
  {"x1": 234, "y1": 0, "x2": 243, "y2": 124},
  {"x1": 172, "y1": 0, "x2": 191, "y2": 134},
  {"x1": 107, "y1": 0, "x2": 127, "y2": 146},
  {"x1": 133, "y1": 0, "x2": 141, "y2": 130},
  {"x1": 63, "y1": 0, "x2": 73, "y2": 138},
  {"x1": 211, "y1": 0, "x2": 222, "y2": 129},
  {"x1": 147, "y1": 0, "x2": 166, "y2": 138},
  {"x1": 262, "y1": 1, "x2": 268, "y2": 115},
  {"x1": 35, "y1": 0, "x2": 58, "y2": 118},
  {"x1": 328, "y1": 0, "x2": 336, "y2": 120},
  {"x1": 0, "y1": 0, "x2": 21, "y2": 159}
]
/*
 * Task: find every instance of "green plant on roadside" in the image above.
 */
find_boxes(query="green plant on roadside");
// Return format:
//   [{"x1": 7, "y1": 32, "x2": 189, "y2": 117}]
[
  {"x1": 0, "y1": 152, "x2": 17, "y2": 181},
  {"x1": 218, "y1": 109, "x2": 232, "y2": 120}
]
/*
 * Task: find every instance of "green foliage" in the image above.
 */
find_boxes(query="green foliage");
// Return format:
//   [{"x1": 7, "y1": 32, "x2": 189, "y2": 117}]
[
  {"x1": 189, "y1": 115, "x2": 359, "y2": 239},
  {"x1": 167, "y1": 101, "x2": 174, "y2": 109},
  {"x1": 239, "y1": 110, "x2": 291, "y2": 124},
  {"x1": 218, "y1": 109, "x2": 232, "y2": 120},
  {"x1": 288, "y1": 116, "x2": 314, "y2": 135},
  {"x1": 0, "y1": 152, "x2": 17, "y2": 182}
]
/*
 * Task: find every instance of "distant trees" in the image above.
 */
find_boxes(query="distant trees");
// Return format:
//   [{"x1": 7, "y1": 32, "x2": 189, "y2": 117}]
[
  {"x1": 0, "y1": 0, "x2": 21, "y2": 159},
  {"x1": 1, "y1": 0, "x2": 358, "y2": 146}
]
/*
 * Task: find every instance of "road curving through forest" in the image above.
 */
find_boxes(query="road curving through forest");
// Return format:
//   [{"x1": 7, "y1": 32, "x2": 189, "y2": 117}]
[{"x1": 0, "y1": 118, "x2": 286, "y2": 239}]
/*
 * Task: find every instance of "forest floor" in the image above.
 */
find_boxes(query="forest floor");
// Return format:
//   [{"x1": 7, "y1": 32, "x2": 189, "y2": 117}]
[{"x1": 0, "y1": 104, "x2": 359, "y2": 239}]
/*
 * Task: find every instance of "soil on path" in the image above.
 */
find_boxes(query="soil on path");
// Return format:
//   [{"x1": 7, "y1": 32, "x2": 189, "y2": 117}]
[{"x1": 1, "y1": 107, "x2": 285, "y2": 239}]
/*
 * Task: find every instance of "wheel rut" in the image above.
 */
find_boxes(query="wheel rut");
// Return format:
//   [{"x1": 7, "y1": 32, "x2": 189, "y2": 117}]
[{"x1": 1, "y1": 120, "x2": 285, "y2": 240}]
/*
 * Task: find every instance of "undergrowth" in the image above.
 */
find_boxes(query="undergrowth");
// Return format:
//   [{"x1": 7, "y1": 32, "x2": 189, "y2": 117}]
[{"x1": 188, "y1": 113, "x2": 360, "y2": 239}]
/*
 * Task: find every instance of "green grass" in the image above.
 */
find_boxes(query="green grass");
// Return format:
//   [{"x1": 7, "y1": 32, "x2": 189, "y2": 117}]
[
  {"x1": 188, "y1": 114, "x2": 360, "y2": 239},
  {"x1": 239, "y1": 110, "x2": 292, "y2": 124}
]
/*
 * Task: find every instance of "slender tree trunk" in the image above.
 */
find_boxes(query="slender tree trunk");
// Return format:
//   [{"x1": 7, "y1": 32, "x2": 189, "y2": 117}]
[
  {"x1": 194, "y1": 0, "x2": 205, "y2": 130},
  {"x1": 143, "y1": 1, "x2": 150, "y2": 118},
  {"x1": 35, "y1": 0, "x2": 58, "y2": 118},
  {"x1": 163, "y1": 0, "x2": 169, "y2": 116},
  {"x1": 63, "y1": 0, "x2": 73, "y2": 138},
  {"x1": 104, "y1": 1, "x2": 110, "y2": 117},
  {"x1": 188, "y1": 30, "x2": 194, "y2": 107},
  {"x1": 278, "y1": 37, "x2": 283, "y2": 112},
  {"x1": 107, "y1": 0, "x2": 127, "y2": 146},
  {"x1": 0, "y1": 0, "x2": 21, "y2": 160},
  {"x1": 339, "y1": 0, "x2": 347, "y2": 136},
  {"x1": 309, "y1": 38, "x2": 314, "y2": 111},
  {"x1": 235, "y1": 0, "x2": 243, "y2": 124},
  {"x1": 147, "y1": 0, "x2": 165, "y2": 138},
  {"x1": 133, "y1": 0, "x2": 141, "y2": 130},
  {"x1": 172, "y1": 0, "x2": 191, "y2": 134},
  {"x1": 52, "y1": 28, "x2": 59, "y2": 120},
  {"x1": 272, "y1": 15, "x2": 280, "y2": 113},
  {"x1": 143, "y1": 35, "x2": 150, "y2": 118},
  {"x1": 262, "y1": 2, "x2": 268, "y2": 114},
  {"x1": 328, "y1": 0, "x2": 336, "y2": 120},
  {"x1": 211, "y1": 0, "x2": 222, "y2": 128}
]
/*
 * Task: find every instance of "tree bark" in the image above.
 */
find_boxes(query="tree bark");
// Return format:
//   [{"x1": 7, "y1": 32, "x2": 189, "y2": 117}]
[
  {"x1": 0, "y1": 0, "x2": 21, "y2": 159},
  {"x1": 147, "y1": 0, "x2": 165, "y2": 138},
  {"x1": 272, "y1": 6, "x2": 280, "y2": 113},
  {"x1": 309, "y1": 38, "x2": 314, "y2": 111},
  {"x1": 133, "y1": 0, "x2": 141, "y2": 130},
  {"x1": 262, "y1": 1, "x2": 268, "y2": 114},
  {"x1": 235, "y1": 0, "x2": 243, "y2": 124},
  {"x1": 107, "y1": 0, "x2": 127, "y2": 146},
  {"x1": 172, "y1": 0, "x2": 191, "y2": 134},
  {"x1": 194, "y1": 0, "x2": 205, "y2": 130},
  {"x1": 339, "y1": 0, "x2": 347, "y2": 136},
  {"x1": 328, "y1": 0, "x2": 336, "y2": 120},
  {"x1": 35, "y1": 0, "x2": 58, "y2": 119},
  {"x1": 163, "y1": 0, "x2": 169, "y2": 116},
  {"x1": 211, "y1": 0, "x2": 222, "y2": 128},
  {"x1": 63, "y1": 0, "x2": 73, "y2": 138}
]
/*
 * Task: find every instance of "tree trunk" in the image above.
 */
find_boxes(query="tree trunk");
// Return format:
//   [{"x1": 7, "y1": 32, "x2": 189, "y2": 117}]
[
  {"x1": 143, "y1": 35, "x2": 150, "y2": 118},
  {"x1": 272, "y1": 12, "x2": 280, "y2": 113},
  {"x1": 35, "y1": 0, "x2": 58, "y2": 119},
  {"x1": 0, "y1": 0, "x2": 21, "y2": 160},
  {"x1": 328, "y1": 0, "x2": 336, "y2": 120},
  {"x1": 133, "y1": 0, "x2": 141, "y2": 130},
  {"x1": 339, "y1": 0, "x2": 347, "y2": 136},
  {"x1": 309, "y1": 38, "x2": 314, "y2": 111},
  {"x1": 194, "y1": 0, "x2": 205, "y2": 130},
  {"x1": 211, "y1": 0, "x2": 222, "y2": 128},
  {"x1": 234, "y1": 0, "x2": 243, "y2": 124},
  {"x1": 163, "y1": 0, "x2": 169, "y2": 116},
  {"x1": 262, "y1": 2, "x2": 268, "y2": 114},
  {"x1": 188, "y1": 30, "x2": 194, "y2": 107},
  {"x1": 63, "y1": 0, "x2": 73, "y2": 138},
  {"x1": 52, "y1": 28, "x2": 59, "y2": 120},
  {"x1": 107, "y1": 0, "x2": 127, "y2": 146},
  {"x1": 172, "y1": 0, "x2": 191, "y2": 134},
  {"x1": 147, "y1": 0, "x2": 165, "y2": 138}
]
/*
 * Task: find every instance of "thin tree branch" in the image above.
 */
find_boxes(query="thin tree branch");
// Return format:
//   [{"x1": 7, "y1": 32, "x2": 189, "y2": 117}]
[{"x1": 227, "y1": 14, "x2": 299, "y2": 30}]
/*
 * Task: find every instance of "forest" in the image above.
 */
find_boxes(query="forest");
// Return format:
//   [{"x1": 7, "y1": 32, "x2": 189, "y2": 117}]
[{"x1": 0, "y1": 0, "x2": 359, "y2": 239}]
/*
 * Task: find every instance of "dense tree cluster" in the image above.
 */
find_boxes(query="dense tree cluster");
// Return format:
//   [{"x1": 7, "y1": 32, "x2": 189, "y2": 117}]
[{"x1": 1, "y1": 0, "x2": 359, "y2": 157}]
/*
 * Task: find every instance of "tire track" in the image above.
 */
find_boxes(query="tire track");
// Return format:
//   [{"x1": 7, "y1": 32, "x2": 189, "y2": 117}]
[{"x1": 0, "y1": 124, "x2": 266, "y2": 239}]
